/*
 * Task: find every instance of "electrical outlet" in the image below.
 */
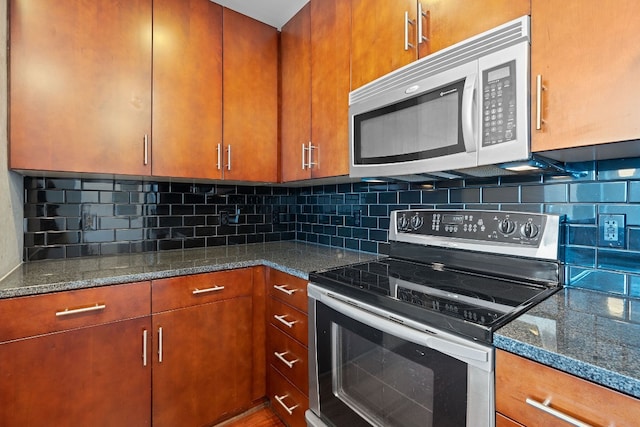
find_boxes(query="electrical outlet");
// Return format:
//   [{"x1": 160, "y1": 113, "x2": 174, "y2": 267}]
[
  {"x1": 82, "y1": 212, "x2": 97, "y2": 231},
  {"x1": 598, "y1": 214, "x2": 625, "y2": 247},
  {"x1": 220, "y1": 211, "x2": 229, "y2": 226}
]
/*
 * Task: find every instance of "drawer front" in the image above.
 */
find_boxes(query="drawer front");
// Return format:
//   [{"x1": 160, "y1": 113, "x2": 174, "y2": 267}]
[
  {"x1": 269, "y1": 296, "x2": 308, "y2": 346},
  {"x1": 269, "y1": 365, "x2": 308, "y2": 427},
  {"x1": 269, "y1": 269, "x2": 308, "y2": 313},
  {"x1": 496, "y1": 413, "x2": 524, "y2": 427},
  {"x1": 268, "y1": 324, "x2": 308, "y2": 395},
  {"x1": 496, "y1": 349, "x2": 640, "y2": 426},
  {"x1": 0, "y1": 281, "x2": 150, "y2": 342},
  {"x1": 152, "y1": 268, "x2": 253, "y2": 313}
]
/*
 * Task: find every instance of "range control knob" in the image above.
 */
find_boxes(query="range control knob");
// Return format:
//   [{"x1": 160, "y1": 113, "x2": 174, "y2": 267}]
[
  {"x1": 398, "y1": 214, "x2": 410, "y2": 231},
  {"x1": 498, "y1": 219, "x2": 516, "y2": 235},
  {"x1": 410, "y1": 214, "x2": 424, "y2": 230},
  {"x1": 520, "y1": 222, "x2": 539, "y2": 239}
]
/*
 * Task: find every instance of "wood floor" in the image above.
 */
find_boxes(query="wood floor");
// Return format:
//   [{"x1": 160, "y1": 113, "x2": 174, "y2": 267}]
[{"x1": 215, "y1": 405, "x2": 285, "y2": 427}]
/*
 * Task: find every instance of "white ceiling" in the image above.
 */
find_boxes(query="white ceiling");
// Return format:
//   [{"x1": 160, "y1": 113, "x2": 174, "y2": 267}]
[{"x1": 212, "y1": 0, "x2": 309, "y2": 29}]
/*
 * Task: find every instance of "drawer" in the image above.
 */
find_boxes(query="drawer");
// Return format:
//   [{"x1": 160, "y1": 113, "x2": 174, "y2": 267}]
[
  {"x1": 0, "y1": 281, "x2": 150, "y2": 342},
  {"x1": 268, "y1": 324, "x2": 308, "y2": 395},
  {"x1": 152, "y1": 268, "x2": 252, "y2": 313},
  {"x1": 496, "y1": 413, "x2": 524, "y2": 427},
  {"x1": 269, "y1": 269, "x2": 308, "y2": 313},
  {"x1": 269, "y1": 296, "x2": 308, "y2": 346},
  {"x1": 269, "y1": 365, "x2": 308, "y2": 427},
  {"x1": 496, "y1": 349, "x2": 640, "y2": 427}
]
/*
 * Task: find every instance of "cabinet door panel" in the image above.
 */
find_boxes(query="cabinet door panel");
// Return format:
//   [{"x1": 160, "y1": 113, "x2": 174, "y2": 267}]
[
  {"x1": 0, "y1": 317, "x2": 152, "y2": 427},
  {"x1": 152, "y1": 0, "x2": 223, "y2": 179},
  {"x1": 223, "y1": 9, "x2": 278, "y2": 182},
  {"x1": 9, "y1": 0, "x2": 152, "y2": 175},
  {"x1": 531, "y1": 0, "x2": 640, "y2": 151},
  {"x1": 152, "y1": 296, "x2": 253, "y2": 426}
]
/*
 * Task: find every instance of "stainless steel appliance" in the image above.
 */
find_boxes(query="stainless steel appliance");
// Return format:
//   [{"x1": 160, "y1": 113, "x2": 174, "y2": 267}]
[
  {"x1": 306, "y1": 209, "x2": 562, "y2": 427},
  {"x1": 349, "y1": 16, "x2": 531, "y2": 180}
]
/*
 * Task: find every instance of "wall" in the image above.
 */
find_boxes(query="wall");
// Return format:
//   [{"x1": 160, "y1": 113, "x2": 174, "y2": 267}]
[
  {"x1": 23, "y1": 157, "x2": 640, "y2": 296},
  {"x1": 0, "y1": 0, "x2": 24, "y2": 279}
]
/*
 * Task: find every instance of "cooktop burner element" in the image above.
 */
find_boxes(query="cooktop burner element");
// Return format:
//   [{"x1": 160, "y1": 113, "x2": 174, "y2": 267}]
[{"x1": 309, "y1": 209, "x2": 562, "y2": 343}]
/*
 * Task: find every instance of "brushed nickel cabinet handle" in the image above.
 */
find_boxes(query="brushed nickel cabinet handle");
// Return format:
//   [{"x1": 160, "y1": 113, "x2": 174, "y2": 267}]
[
  {"x1": 144, "y1": 134, "x2": 149, "y2": 165},
  {"x1": 157, "y1": 327, "x2": 163, "y2": 363},
  {"x1": 274, "y1": 314, "x2": 298, "y2": 328},
  {"x1": 142, "y1": 329, "x2": 148, "y2": 367},
  {"x1": 192, "y1": 285, "x2": 225, "y2": 295},
  {"x1": 273, "y1": 284, "x2": 298, "y2": 296},
  {"x1": 308, "y1": 143, "x2": 317, "y2": 168},
  {"x1": 536, "y1": 74, "x2": 546, "y2": 130},
  {"x1": 227, "y1": 145, "x2": 232, "y2": 171},
  {"x1": 274, "y1": 394, "x2": 299, "y2": 415},
  {"x1": 404, "y1": 11, "x2": 415, "y2": 50},
  {"x1": 274, "y1": 351, "x2": 299, "y2": 369},
  {"x1": 526, "y1": 397, "x2": 593, "y2": 427},
  {"x1": 301, "y1": 143, "x2": 307, "y2": 170},
  {"x1": 418, "y1": 3, "x2": 428, "y2": 43},
  {"x1": 55, "y1": 303, "x2": 106, "y2": 317},
  {"x1": 217, "y1": 143, "x2": 222, "y2": 170}
]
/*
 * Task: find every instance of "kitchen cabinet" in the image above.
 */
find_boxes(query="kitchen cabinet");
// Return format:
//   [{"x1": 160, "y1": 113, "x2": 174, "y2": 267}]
[
  {"x1": 281, "y1": 0, "x2": 352, "y2": 182},
  {"x1": 9, "y1": 0, "x2": 153, "y2": 175},
  {"x1": 151, "y1": 0, "x2": 223, "y2": 179},
  {"x1": 0, "y1": 282, "x2": 152, "y2": 426},
  {"x1": 496, "y1": 349, "x2": 640, "y2": 426},
  {"x1": 151, "y1": 269, "x2": 255, "y2": 426},
  {"x1": 531, "y1": 1, "x2": 640, "y2": 157},
  {"x1": 266, "y1": 269, "x2": 309, "y2": 427},
  {"x1": 350, "y1": 0, "x2": 528, "y2": 89},
  {"x1": 222, "y1": 9, "x2": 279, "y2": 183}
]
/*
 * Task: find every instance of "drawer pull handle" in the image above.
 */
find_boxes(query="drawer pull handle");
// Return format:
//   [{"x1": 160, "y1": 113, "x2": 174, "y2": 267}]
[
  {"x1": 274, "y1": 394, "x2": 299, "y2": 415},
  {"x1": 158, "y1": 327, "x2": 164, "y2": 363},
  {"x1": 274, "y1": 314, "x2": 298, "y2": 328},
  {"x1": 192, "y1": 285, "x2": 225, "y2": 295},
  {"x1": 56, "y1": 303, "x2": 106, "y2": 317},
  {"x1": 142, "y1": 329, "x2": 148, "y2": 367},
  {"x1": 526, "y1": 397, "x2": 593, "y2": 427},
  {"x1": 273, "y1": 284, "x2": 298, "y2": 296},
  {"x1": 274, "y1": 351, "x2": 299, "y2": 369}
]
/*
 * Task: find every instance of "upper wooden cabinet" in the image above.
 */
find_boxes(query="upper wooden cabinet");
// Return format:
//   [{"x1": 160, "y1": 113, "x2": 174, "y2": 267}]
[
  {"x1": 223, "y1": 9, "x2": 279, "y2": 183},
  {"x1": 281, "y1": 0, "x2": 351, "y2": 182},
  {"x1": 152, "y1": 0, "x2": 223, "y2": 180},
  {"x1": 531, "y1": 1, "x2": 640, "y2": 155},
  {"x1": 350, "y1": 0, "x2": 528, "y2": 90},
  {"x1": 9, "y1": 0, "x2": 153, "y2": 175}
]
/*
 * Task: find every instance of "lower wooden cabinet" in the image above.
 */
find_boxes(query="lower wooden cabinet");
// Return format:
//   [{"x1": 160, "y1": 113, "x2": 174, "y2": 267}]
[
  {"x1": 496, "y1": 349, "x2": 640, "y2": 426},
  {"x1": 0, "y1": 282, "x2": 152, "y2": 426}
]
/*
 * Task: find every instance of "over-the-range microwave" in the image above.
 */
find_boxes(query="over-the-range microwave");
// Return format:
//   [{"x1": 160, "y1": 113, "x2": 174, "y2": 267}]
[{"x1": 349, "y1": 16, "x2": 531, "y2": 180}]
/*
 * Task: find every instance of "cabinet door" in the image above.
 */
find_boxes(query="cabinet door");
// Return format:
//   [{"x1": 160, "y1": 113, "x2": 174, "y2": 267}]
[
  {"x1": 281, "y1": 4, "x2": 312, "y2": 182},
  {"x1": 310, "y1": 0, "x2": 352, "y2": 179},
  {"x1": 223, "y1": 9, "x2": 278, "y2": 182},
  {"x1": 152, "y1": 0, "x2": 223, "y2": 179},
  {"x1": 531, "y1": 1, "x2": 640, "y2": 152},
  {"x1": 152, "y1": 296, "x2": 253, "y2": 426},
  {"x1": 418, "y1": 0, "x2": 529, "y2": 57},
  {"x1": 351, "y1": 0, "x2": 417, "y2": 90},
  {"x1": 0, "y1": 317, "x2": 152, "y2": 426},
  {"x1": 9, "y1": 0, "x2": 152, "y2": 175}
]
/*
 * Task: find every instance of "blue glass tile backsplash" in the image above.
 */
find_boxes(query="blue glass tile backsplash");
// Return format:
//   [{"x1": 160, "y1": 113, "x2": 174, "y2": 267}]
[{"x1": 23, "y1": 157, "x2": 640, "y2": 295}]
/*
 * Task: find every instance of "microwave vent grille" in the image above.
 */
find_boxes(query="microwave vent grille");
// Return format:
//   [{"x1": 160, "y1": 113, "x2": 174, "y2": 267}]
[{"x1": 350, "y1": 16, "x2": 530, "y2": 105}]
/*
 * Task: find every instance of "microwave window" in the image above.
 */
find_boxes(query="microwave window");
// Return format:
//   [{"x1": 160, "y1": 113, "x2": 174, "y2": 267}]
[{"x1": 354, "y1": 79, "x2": 467, "y2": 164}]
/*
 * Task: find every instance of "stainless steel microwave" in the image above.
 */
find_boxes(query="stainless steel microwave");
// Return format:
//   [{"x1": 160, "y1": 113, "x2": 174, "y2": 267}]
[{"x1": 349, "y1": 16, "x2": 531, "y2": 179}]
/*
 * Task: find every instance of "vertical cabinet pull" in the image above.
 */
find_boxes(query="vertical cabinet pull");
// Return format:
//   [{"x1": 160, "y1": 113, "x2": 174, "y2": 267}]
[
  {"x1": 142, "y1": 329, "x2": 148, "y2": 367},
  {"x1": 226, "y1": 145, "x2": 232, "y2": 171},
  {"x1": 308, "y1": 143, "x2": 316, "y2": 167},
  {"x1": 157, "y1": 327, "x2": 163, "y2": 363},
  {"x1": 143, "y1": 134, "x2": 149, "y2": 166},
  {"x1": 274, "y1": 394, "x2": 299, "y2": 415},
  {"x1": 404, "y1": 11, "x2": 415, "y2": 50},
  {"x1": 274, "y1": 314, "x2": 298, "y2": 328},
  {"x1": 302, "y1": 142, "x2": 317, "y2": 170},
  {"x1": 273, "y1": 284, "x2": 297, "y2": 296},
  {"x1": 536, "y1": 74, "x2": 546, "y2": 130},
  {"x1": 526, "y1": 398, "x2": 593, "y2": 427},
  {"x1": 301, "y1": 143, "x2": 307, "y2": 170},
  {"x1": 418, "y1": 3, "x2": 428, "y2": 43},
  {"x1": 216, "y1": 143, "x2": 222, "y2": 170},
  {"x1": 274, "y1": 351, "x2": 299, "y2": 369}
]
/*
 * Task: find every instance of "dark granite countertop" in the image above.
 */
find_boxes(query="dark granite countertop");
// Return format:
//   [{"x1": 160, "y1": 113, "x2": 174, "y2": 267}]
[
  {"x1": 495, "y1": 287, "x2": 640, "y2": 399},
  {"x1": 0, "y1": 241, "x2": 379, "y2": 299}
]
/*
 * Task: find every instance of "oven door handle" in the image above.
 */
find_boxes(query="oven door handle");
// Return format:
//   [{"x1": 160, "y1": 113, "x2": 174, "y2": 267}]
[{"x1": 320, "y1": 292, "x2": 491, "y2": 369}]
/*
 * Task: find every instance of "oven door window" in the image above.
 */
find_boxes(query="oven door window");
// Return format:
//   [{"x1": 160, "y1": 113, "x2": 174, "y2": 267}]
[
  {"x1": 353, "y1": 79, "x2": 467, "y2": 165},
  {"x1": 316, "y1": 302, "x2": 467, "y2": 427}
]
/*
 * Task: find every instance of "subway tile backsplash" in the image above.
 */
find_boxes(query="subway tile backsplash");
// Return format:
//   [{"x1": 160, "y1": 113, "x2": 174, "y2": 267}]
[{"x1": 23, "y1": 157, "x2": 640, "y2": 296}]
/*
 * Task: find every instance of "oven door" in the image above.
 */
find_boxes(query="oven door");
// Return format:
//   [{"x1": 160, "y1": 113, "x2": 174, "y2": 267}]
[{"x1": 307, "y1": 284, "x2": 494, "y2": 427}]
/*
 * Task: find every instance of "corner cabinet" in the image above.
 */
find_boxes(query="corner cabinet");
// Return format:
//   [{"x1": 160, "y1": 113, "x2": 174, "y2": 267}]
[
  {"x1": 496, "y1": 349, "x2": 640, "y2": 427},
  {"x1": 281, "y1": 0, "x2": 352, "y2": 182},
  {"x1": 0, "y1": 282, "x2": 152, "y2": 426},
  {"x1": 9, "y1": 0, "x2": 153, "y2": 176},
  {"x1": 531, "y1": 1, "x2": 640, "y2": 157}
]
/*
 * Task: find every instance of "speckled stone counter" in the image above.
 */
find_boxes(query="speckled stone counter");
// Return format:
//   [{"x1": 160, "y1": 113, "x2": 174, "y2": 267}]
[
  {"x1": 495, "y1": 287, "x2": 640, "y2": 399},
  {"x1": 0, "y1": 241, "x2": 379, "y2": 298}
]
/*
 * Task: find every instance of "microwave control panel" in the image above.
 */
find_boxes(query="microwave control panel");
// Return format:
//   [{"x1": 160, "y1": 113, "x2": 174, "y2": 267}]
[{"x1": 482, "y1": 60, "x2": 517, "y2": 146}]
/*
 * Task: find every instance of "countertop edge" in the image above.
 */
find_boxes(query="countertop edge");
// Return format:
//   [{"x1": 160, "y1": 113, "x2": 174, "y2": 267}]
[{"x1": 494, "y1": 334, "x2": 640, "y2": 399}]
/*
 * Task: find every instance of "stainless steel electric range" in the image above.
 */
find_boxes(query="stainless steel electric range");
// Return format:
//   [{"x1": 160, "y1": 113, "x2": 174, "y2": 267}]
[{"x1": 306, "y1": 209, "x2": 562, "y2": 427}]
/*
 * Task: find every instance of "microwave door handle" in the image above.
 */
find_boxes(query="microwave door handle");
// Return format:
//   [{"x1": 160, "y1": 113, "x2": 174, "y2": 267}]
[{"x1": 461, "y1": 75, "x2": 477, "y2": 153}]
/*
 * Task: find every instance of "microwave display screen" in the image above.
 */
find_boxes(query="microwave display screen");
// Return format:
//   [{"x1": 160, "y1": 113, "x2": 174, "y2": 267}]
[{"x1": 487, "y1": 66, "x2": 510, "y2": 82}]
